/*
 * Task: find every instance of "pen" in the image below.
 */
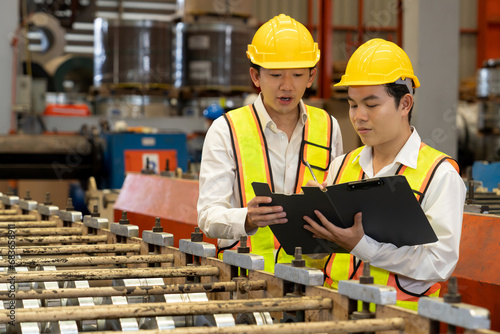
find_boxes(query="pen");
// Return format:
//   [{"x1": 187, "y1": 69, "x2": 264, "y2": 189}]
[
  {"x1": 305, "y1": 161, "x2": 319, "y2": 183},
  {"x1": 304, "y1": 161, "x2": 344, "y2": 226}
]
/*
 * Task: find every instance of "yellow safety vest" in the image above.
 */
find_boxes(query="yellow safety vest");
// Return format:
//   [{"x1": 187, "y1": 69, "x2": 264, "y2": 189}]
[
  {"x1": 325, "y1": 142, "x2": 460, "y2": 310},
  {"x1": 222, "y1": 104, "x2": 333, "y2": 272}
]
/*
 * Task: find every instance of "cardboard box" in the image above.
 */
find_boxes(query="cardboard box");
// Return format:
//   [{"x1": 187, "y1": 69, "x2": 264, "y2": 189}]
[{"x1": 18, "y1": 180, "x2": 74, "y2": 209}]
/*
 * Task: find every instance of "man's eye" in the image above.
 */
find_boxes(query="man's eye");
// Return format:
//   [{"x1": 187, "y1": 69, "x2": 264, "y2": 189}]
[{"x1": 366, "y1": 104, "x2": 378, "y2": 108}]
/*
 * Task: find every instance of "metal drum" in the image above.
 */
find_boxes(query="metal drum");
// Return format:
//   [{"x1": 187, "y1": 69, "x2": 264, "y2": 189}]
[
  {"x1": 476, "y1": 67, "x2": 500, "y2": 98},
  {"x1": 175, "y1": 21, "x2": 254, "y2": 90},
  {"x1": 94, "y1": 18, "x2": 173, "y2": 88}
]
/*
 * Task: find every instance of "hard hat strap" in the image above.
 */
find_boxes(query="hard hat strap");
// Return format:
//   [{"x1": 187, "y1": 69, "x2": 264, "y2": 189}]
[{"x1": 394, "y1": 78, "x2": 414, "y2": 95}]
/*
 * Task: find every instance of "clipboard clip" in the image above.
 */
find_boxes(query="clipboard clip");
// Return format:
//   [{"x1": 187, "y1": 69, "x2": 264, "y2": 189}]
[{"x1": 346, "y1": 178, "x2": 384, "y2": 190}]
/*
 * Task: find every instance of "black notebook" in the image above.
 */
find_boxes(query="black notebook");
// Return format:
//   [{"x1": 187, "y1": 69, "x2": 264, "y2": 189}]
[{"x1": 252, "y1": 175, "x2": 438, "y2": 255}]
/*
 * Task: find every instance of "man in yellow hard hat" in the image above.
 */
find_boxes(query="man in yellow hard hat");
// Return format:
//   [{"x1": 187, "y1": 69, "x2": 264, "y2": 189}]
[
  {"x1": 197, "y1": 14, "x2": 343, "y2": 273},
  {"x1": 303, "y1": 38, "x2": 466, "y2": 310}
]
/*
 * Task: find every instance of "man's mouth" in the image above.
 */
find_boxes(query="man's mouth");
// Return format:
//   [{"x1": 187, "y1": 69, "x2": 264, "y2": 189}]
[{"x1": 357, "y1": 127, "x2": 371, "y2": 134}]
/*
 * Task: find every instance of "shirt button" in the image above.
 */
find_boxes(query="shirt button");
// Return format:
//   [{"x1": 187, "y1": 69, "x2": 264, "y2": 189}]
[{"x1": 281, "y1": 136, "x2": 286, "y2": 141}]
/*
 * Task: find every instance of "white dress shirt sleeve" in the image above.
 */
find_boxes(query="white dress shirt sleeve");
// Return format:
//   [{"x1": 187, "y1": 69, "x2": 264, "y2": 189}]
[
  {"x1": 351, "y1": 161, "x2": 466, "y2": 281},
  {"x1": 197, "y1": 117, "x2": 249, "y2": 240}
]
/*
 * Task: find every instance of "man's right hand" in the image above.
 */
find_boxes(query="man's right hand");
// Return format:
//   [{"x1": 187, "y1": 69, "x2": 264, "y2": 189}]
[{"x1": 245, "y1": 196, "x2": 287, "y2": 232}]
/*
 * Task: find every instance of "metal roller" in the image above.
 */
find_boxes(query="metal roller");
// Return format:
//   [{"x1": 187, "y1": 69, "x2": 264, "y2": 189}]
[
  {"x1": 0, "y1": 221, "x2": 57, "y2": 228},
  {"x1": 0, "y1": 266, "x2": 219, "y2": 283},
  {"x1": 0, "y1": 243, "x2": 141, "y2": 256},
  {"x1": 0, "y1": 254, "x2": 172, "y2": 268},
  {"x1": 0, "y1": 216, "x2": 37, "y2": 223},
  {"x1": 0, "y1": 228, "x2": 81, "y2": 236},
  {"x1": 0, "y1": 280, "x2": 267, "y2": 300},
  {"x1": 44, "y1": 55, "x2": 93, "y2": 93},
  {"x1": 18, "y1": 12, "x2": 66, "y2": 65},
  {"x1": 0, "y1": 210, "x2": 18, "y2": 216},
  {"x1": 0, "y1": 297, "x2": 332, "y2": 323}
]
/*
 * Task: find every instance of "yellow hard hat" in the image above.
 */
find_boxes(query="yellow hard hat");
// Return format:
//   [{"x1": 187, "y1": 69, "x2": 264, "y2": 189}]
[
  {"x1": 335, "y1": 38, "x2": 420, "y2": 89},
  {"x1": 247, "y1": 14, "x2": 320, "y2": 69}
]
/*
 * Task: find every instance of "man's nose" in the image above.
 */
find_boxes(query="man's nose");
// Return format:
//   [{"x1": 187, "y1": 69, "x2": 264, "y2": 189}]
[
  {"x1": 280, "y1": 74, "x2": 293, "y2": 90},
  {"x1": 351, "y1": 107, "x2": 368, "y2": 121}
]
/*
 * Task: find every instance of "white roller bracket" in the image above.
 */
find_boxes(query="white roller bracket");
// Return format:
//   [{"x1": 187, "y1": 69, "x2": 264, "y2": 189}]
[
  {"x1": 274, "y1": 247, "x2": 324, "y2": 286},
  {"x1": 418, "y1": 277, "x2": 490, "y2": 330},
  {"x1": 222, "y1": 236, "x2": 264, "y2": 271},
  {"x1": 178, "y1": 227, "x2": 216, "y2": 258}
]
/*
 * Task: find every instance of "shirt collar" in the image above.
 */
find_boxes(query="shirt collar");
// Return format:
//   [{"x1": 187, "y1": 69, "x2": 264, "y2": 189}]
[
  {"x1": 353, "y1": 127, "x2": 421, "y2": 172},
  {"x1": 396, "y1": 127, "x2": 421, "y2": 169},
  {"x1": 253, "y1": 93, "x2": 307, "y2": 133}
]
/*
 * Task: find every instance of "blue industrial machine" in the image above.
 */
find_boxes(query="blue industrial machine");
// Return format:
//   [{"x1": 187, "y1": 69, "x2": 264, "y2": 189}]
[
  {"x1": 472, "y1": 161, "x2": 500, "y2": 192},
  {"x1": 102, "y1": 132, "x2": 189, "y2": 189}
]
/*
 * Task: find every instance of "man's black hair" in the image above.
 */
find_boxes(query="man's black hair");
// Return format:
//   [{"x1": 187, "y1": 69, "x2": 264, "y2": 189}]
[
  {"x1": 384, "y1": 82, "x2": 414, "y2": 123},
  {"x1": 250, "y1": 62, "x2": 261, "y2": 73}
]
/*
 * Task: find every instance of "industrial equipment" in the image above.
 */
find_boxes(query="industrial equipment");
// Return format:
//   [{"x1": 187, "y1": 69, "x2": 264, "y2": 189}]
[
  {"x1": 93, "y1": 18, "x2": 173, "y2": 89},
  {"x1": 474, "y1": 58, "x2": 500, "y2": 162},
  {"x1": 0, "y1": 134, "x2": 103, "y2": 180},
  {"x1": 0, "y1": 189, "x2": 496, "y2": 333},
  {"x1": 102, "y1": 131, "x2": 189, "y2": 189}
]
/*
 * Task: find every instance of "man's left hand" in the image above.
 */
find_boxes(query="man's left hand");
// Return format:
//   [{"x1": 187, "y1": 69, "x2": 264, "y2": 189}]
[{"x1": 303, "y1": 211, "x2": 364, "y2": 252}]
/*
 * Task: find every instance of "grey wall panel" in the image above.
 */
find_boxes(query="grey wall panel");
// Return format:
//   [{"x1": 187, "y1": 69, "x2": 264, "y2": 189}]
[
  {"x1": 460, "y1": 0, "x2": 477, "y2": 81},
  {"x1": 0, "y1": 1, "x2": 17, "y2": 134},
  {"x1": 334, "y1": 0, "x2": 357, "y2": 26},
  {"x1": 364, "y1": 0, "x2": 398, "y2": 28},
  {"x1": 460, "y1": 34, "x2": 477, "y2": 80},
  {"x1": 253, "y1": 0, "x2": 308, "y2": 22},
  {"x1": 404, "y1": 0, "x2": 460, "y2": 157},
  {"x1": 460, "y1": 0, "x2": 477, "y2": 29}
]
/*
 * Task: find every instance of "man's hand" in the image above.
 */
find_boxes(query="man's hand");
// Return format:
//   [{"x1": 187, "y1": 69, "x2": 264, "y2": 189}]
[
  {"x1": 305, "y1": 180, "x2": 327, "y2": 191},
  {"x1": 245, "y1": 196, "x2": 287, "y2": 232},
  {"x1": 303, "y1": 211, "x2": 364, "y2": 252}
]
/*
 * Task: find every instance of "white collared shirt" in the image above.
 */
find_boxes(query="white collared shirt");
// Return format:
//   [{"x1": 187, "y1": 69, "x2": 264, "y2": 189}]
[
  {"x1": 198, "y1": 94, "x2": 343, "y2": 247},
  {"x1": 325, "y1": 128, "x2": 466, "y2": 293}
]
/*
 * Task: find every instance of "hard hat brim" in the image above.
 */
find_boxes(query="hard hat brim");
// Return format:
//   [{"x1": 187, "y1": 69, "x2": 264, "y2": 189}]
[
  {"x1": 334, "y1": 76, "x2": 421, "y2": 88},
  {"x1": 246, "y1": 48, "x2": 320, "y2": 69}
]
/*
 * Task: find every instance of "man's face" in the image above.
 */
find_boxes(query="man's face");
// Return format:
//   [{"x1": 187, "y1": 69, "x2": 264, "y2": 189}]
[
  {"x1": 347, "y1": 85, "x2": 411, "y2": 148},
  {"x1": 249, "y1": 67, "x2": 316, "y2": 116}
]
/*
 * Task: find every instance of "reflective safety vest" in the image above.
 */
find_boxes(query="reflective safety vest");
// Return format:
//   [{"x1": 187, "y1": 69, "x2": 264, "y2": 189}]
[
  {"x1": 222, "y1": 104, "x2": 333, "y2": 273},
  {"x1": 324, "y1": 143, "x2": 460, "y2": 310}
]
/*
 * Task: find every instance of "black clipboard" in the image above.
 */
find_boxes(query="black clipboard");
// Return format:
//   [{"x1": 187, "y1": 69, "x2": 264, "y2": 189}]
[{"x1": 252, "y1": 175, "x2": 438, "y2": 255}]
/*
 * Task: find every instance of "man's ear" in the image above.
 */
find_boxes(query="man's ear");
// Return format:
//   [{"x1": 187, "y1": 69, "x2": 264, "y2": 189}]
[
  {"x1": 307, "y1": 68, "x2": 317, "y2": 88},
  {"x1": 400, "y1": 93, "x2": 413, "y2": 116},
  {"x1": 249, "y1": 67, "x2": 261, "y2": 88}
]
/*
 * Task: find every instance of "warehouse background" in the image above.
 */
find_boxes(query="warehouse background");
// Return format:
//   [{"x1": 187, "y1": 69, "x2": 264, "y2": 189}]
[{"x1": 0, "y1": 0, "x2": 497, "y2": 201}]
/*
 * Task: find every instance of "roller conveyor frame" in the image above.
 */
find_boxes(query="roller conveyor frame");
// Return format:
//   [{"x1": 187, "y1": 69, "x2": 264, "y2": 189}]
[{"x1": 0, "y1": 195, "x2": 495, "y2": 334}]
